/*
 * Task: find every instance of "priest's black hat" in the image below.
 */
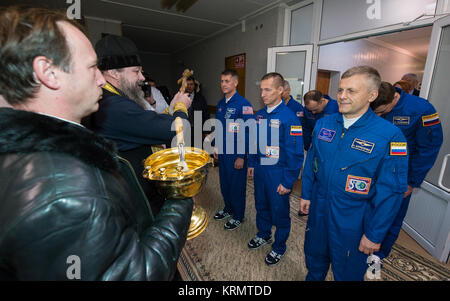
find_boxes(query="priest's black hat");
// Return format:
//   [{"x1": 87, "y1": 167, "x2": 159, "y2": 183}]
[{"x1": 95, "y1": 34, "x2": 141, "y2": 71}]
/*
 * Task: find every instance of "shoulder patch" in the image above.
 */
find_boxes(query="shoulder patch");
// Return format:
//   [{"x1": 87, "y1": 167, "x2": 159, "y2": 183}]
[
  {"x1": 243, "y1": 106, "x2": 253, "y2": 115},
  {"x1": 422, "y1": 113, "x2": 440, "y2": 127},
  {"x1": 390, "y1": 142, "x2": 407, "y2": 156},
  {"x1": 290, "y1": 125, "x2": 302, "y2": 136}
]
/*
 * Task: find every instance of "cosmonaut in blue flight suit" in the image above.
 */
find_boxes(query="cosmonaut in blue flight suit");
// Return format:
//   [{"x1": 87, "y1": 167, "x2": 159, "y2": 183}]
[
  {"x1": 213, "y1": 69, "x2": 254, "y2": 231},
  {"x1": 281, "y1": 80, "x2": 304, "y2": 124},
  {"x1": 370, "y1": 83, "x2": 443, "y2": 260},
  {"x1": 300, "y1": 66, "x2": 409, "y2": 281},
  {"x1": 248, "y1": 73, "x2": 303, "y2": 266},
  {"x1": 302, "y1": 92, "x2": 339, "y2": 151}
]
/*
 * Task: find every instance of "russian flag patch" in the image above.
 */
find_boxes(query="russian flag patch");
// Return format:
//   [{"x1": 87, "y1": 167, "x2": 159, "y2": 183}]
[
  {"x1": 290, "y1": 125, "x2": 303, "y2": 136},
  {"x1": 422, "y1": 113, "x2": 440, "y2": 127},
  {"x1": 390, "y1": 142, "x2": 407, "y2": 156}
]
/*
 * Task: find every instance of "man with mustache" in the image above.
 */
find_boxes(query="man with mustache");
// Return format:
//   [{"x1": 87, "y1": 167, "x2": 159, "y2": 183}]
[{"x1": 89, "y1": 34, "x2": 192, "y2": 215}]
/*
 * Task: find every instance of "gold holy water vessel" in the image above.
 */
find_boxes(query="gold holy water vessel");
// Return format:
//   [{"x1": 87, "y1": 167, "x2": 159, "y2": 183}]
[{"x1": 142, "y1": 118, "x2": 211, "y2": 240}]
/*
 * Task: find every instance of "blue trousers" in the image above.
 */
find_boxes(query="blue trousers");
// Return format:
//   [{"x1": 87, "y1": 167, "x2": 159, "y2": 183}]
[
  {"x1": 304, "y1": 203, "x2": 368, "y2": 281},
  {"x1": 218, "y1": 154, "x2": 247, "y2": 221},
  {"x1": 254, "y1": 166, "x2": 290, "y2": 255},
  {"x1": 375, "y1": 194, "x2": 412, "y2": 259}
]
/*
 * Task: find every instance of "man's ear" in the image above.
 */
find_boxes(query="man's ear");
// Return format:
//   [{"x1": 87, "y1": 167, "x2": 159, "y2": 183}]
[
  {"x1": 32, "y1": 56, "x2": 61, "y2": 90},
  {"x1": 368, "y1": 90, "x2": 379, "y2": 103},
  {"x1": 106, "y1": 69, "x2": 121, "y2": 81}
]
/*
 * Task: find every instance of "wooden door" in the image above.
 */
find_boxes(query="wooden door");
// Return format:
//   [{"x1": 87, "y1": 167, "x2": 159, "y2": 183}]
[
  {"x1": 225, "y1": 53, "x2": 246, "y2": 97},
  {"x1": 316, "y1": 70, "x2": 331, "y2": 94}
]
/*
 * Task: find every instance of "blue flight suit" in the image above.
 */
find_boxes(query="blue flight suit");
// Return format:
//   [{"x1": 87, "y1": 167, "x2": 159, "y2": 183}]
[
  {"x1": 215, "y1": 92, "x2": 254, "y2": 222},
  {"x1": 302, "y1": 95, "x2": 339, "y2": 151},
  {"x1": 249, "y1": 101, "x2": 304, "y2": 255},
  {"x1": 375, "y1": 87, "x2": 443, "y2": 259},
  {"x1": 302, "y1": 109, "x2": 408, "y2": 281},
  {"x1": 284, "y1": 95, "x2": 304, "y2": 124}
]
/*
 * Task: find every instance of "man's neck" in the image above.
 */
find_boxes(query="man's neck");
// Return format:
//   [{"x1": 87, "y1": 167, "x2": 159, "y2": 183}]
[
  {"x1": 225, "y1": 90, "x2": 236, "y2": 100},
  {"x1": 13, "y1": 97, "x2": 81, "y2": 124},
  {"x1": 267, "y1": 99, "x2": 282, "y2": 110},
  {"x1": 393, "y1": 92, "x2": 401, "y2": 106},
  {"x1": 323, "y1": 97, "x2": 329, "y2": 106},
  {"x1": 342, "y1": 107, "x2": 368, "y2": 120}
]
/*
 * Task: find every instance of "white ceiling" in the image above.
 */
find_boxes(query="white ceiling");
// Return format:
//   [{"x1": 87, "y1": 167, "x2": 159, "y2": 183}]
[
  {"x1": 367, "y1": 26, "x2": 432, "y2": 61},
  {"x1": 3, "y1": 0, "x2": 292, "y2": 54},
  {"x1": 3, "y1": 1, "x2": 432, "y2": 58}
]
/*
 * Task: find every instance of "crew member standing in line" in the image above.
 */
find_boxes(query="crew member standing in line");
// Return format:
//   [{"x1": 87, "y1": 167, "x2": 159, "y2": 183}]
[
  {"x1": 213, "y1": 69, "x2": 254, "y2": 231},
  {"x1": 248, "y1": 72, "x2": 303, "y2": 266},
  {"x1": 370, "y1": 81, "x2": 443, "y2": 261},
  {"x1": 298, "y1": 90, "x2": 338, "y2": 217},
  {"x1": 300, "y1": 66, "x2": 409, "y2": 281},
  {"x1": 282, "y1": 80, "x2": 304, "y2": 124}
]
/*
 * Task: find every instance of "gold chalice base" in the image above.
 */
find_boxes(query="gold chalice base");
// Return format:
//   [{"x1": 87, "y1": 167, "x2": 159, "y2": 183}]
[{"x1": 143, "y1": 147, "x2": 210, "y2": 239}]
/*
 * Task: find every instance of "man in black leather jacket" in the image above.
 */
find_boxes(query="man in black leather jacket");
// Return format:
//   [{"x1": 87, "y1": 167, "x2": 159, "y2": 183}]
[{"x1": 0, "y1": 6, "x2": 193, "y2": 281}]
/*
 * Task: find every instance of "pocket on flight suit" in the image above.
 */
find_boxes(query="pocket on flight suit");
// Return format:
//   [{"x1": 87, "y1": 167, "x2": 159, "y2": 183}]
[{"x1": 334, "y1": 231, "x2": 368, "y2": 281}]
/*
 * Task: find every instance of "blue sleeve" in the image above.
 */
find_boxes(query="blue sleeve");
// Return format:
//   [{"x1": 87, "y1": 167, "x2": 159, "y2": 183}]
[
  {"x1": 281, "y1": 117, "x2": 304, "y2": 189},
  {"x1": 301, "y1": 124, "x2": 318, "y2": 200},
  {"x1": 408, "y1": 107, "x2": 443, "y2": 187},
  {"x1": 302, "y1": 109, "x2": 313, "y2": 151},
  {"x1": 237, "y1": 101, "x2": 255, "y2": 160},
  {"x1": 364, "y1": 131, "x2": 409, "y2": 244}
]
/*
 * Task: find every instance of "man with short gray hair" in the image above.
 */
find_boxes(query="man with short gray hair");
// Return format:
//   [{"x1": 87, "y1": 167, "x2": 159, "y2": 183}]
[
  {"x1": 401, "y1": 73, "x2": 420, "y2": 96},
  {"x1": 300, "y1": 66, "x2": 408, "y2": 280}
]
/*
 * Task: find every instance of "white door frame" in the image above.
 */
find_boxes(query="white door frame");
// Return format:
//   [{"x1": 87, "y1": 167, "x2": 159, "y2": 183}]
[{"x1": 267, "y1": 44, "x2": 314, "y2": 96}]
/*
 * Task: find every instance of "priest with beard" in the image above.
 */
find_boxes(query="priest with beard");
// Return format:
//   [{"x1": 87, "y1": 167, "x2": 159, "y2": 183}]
[{"x1": 89, "y1": 34, "x2": 192, "y2": 215}]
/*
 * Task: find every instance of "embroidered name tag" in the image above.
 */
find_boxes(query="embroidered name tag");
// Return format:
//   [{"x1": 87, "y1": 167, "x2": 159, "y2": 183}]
[
  {"x1": 243, "y1": 106, "x2": 253, "y2": 115},
  {"x1": 318, "y1": 128, "x2": 336, "y2": 142},
  {"x1": 422, "y1": 113, "x2": 440, "y2": 127},
  {"x1": 270, "y1": 119, "x2": 280, "y2": 128},
  {"x1": 345, "y1": 175, "x2": 372, "y2": 195},
  {"x1": 290, "y1": 126, "x2": 303, "y2": 136},
  {"x1": 228, "y1": 122, "x2": 240, "y2": 133},
  {"x1": 393, "y1": 116, "x2": 410, "y2": 125},
  {"x1": 266, "y1": 146, "x2": 280, "y2": 158},
  {"x1": 351, "y1": 138, "x2": 375, "y2": 154},
  {"x1": 390, "y1": 142, "x2": 407, "y2": 156}
]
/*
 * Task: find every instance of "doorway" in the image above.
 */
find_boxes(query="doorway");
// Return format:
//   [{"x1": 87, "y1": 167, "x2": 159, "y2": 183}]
[{"x1": 316, "y1": 26, "x2": 433, "y2": 98}]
